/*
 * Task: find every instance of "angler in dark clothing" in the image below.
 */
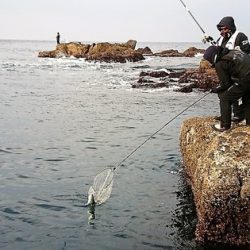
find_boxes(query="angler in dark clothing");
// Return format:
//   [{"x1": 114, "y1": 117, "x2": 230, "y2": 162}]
[
  {"x1": 203, "y1": 46, "x2": 250, "y2": 132},
  {"x1": 216, "y1": 16, "x2": 250, "y2": 54},
  {"x1": 216, "y1": 16, "x2": 250, "y2": 122},
  {"x1": 56, "y1": 32, "x2": 60, "y2": 45}
]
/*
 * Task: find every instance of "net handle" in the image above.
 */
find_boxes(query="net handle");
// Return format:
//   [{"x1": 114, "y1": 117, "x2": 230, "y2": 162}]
[{"x1": 114, "y1": 92, "x2": 210, "y2": 170}]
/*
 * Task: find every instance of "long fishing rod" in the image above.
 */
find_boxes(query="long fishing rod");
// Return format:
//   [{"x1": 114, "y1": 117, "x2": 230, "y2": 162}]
[
  {"x1": 179, "y1": 0, "x2": 216, "y2": 45},
  {"x1": 179, "y1": 0, "x2": 205, "y2": 34},
  {"x1": 87, "y1": 92, "x2": 210, "y2": 207}
]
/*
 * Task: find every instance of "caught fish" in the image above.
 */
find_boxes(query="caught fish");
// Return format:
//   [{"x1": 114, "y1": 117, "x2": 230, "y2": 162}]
[{"x1": 87, "y1": 193, "x2": 96, "y2": 221}]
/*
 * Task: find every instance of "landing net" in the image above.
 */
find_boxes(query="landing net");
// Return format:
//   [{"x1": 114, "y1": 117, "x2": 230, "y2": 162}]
[{"x1": 88, "y1": 168, "x2": 114, "y2": 205}]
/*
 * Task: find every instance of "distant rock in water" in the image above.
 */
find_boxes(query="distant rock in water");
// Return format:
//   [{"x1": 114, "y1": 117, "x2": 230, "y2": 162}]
[
  {"x1": 153, "y1": 47, "x2": 205, "y2": 57},
  {"x1": 86, "y1": 41, "x2": 144, "y2": 63},
  {"x1": 136, "y1": 46, "x2": 153, "y2": 55},
  {"x1": 182, "y1": 47, "x2": 205, "y2": 57},
  {"x1": 38, "y1": 40, "x2": 144, "y2": 63},
  {"x1": 154, "y1": 49, "x2": 183, "y2": 57},
  {"x1": 38, "y1": 43, "x2": 205, "y2": 63}
]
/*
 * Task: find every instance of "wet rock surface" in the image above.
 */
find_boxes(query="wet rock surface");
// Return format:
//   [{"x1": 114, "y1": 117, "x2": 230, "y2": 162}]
[
  {"x1": 180, "y1": 117, "x2": 250, "y2": 246},
  {"x1": 134, "y1": 59, "x2": 219, "y2": 91}
]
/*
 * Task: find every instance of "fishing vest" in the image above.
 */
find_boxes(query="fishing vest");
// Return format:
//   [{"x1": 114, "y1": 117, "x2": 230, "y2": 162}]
[{"x1": 217, "y1": 31, "x2": 240, "y2": 50}]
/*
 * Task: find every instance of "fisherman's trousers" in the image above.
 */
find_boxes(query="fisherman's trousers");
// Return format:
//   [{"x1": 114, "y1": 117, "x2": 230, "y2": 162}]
[{"x1": 218, "y1": 83, "x2": 250, "y2": 127}]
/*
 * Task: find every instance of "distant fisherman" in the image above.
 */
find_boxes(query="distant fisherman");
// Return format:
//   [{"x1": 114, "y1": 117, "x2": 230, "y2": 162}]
[{"x1": 56, "y1": 32, "x2": 60, "y2": 45}]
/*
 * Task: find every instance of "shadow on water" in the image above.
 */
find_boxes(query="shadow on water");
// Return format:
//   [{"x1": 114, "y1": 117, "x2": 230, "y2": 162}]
[
  {"x1": 172, "y1": 168, "x2": 249, "y2": 250},
  {"x1": 171, "y1": 169, "x2": 197, "y2": 250}
]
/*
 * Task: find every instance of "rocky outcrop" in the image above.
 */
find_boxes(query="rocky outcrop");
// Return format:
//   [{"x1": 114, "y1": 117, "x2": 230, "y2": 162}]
[
  {"x1": 178, "y1": 68, "x2": 219, "y2": 91},
  {"x1": 38, "y1": 42, "x2": 91, "y2": 58},
  {"x1": 132, "y1": 69, "x2": 184, "y2": 89},
  {"x1": 38, "y1": 40, "x2": 144, "y2": 63},
  {"x1": 136, "y1": 46, "x2": 153, "y2": 55},
  {"x1": 38, "y1": 43, "x2": 204, "y2": 63},
  {"x1": 154, "y1": 47, "x2": 205, "y2": 57},
  {"x1": 86, "y1": 42, "x2": 144, "y2": 63},
  {"x1": 134, "y1": 59, "x2": 218, "y2": 91},
  {"x1": 182, "y1": 47, "x2": 205, "y2": 57},
  {"x1": 154, "y1": 49, "x2": 184, "y2": 57},
  {"x1": 180, "y1": 117, "x2": 250, "y2": 246}
]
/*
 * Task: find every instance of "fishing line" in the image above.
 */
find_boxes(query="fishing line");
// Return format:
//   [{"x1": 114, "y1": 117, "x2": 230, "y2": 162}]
[{"x1": 87, "y1": 92, "x2": 210, "y2": 206}]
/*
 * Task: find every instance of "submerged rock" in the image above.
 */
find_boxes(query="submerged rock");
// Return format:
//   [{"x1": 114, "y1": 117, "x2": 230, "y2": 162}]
[
  {"x1": 180, "y1": 117, "x2": 250, "y2": 246},
  {"x1": 139, "y1": 70, "x2": 169, "y2": 78}
]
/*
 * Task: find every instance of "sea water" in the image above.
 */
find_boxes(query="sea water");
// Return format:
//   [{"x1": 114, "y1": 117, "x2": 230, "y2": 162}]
[{"x1": 0, "y1": 40, "x2": 223, "y2": 249}]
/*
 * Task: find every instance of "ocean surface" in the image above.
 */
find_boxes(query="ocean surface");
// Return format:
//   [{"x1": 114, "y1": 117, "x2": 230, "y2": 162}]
[{"x1": 0, "y1": 40, "x2": 224, "y2": 250}]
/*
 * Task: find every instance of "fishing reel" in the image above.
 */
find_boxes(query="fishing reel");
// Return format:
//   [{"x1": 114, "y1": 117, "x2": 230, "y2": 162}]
[{"x1": 202, "y1": 34, "x2": 216, "y2": 45}]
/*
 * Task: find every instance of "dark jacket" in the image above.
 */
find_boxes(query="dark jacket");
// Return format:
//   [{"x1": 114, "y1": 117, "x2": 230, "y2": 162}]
[
  {"x1": 215, "y1": 50, "x2": 250, "y2": 92},
  {"x1": 218, "y1": 32, "x2": 250, "y2": 54},
  {"x1": 217, "y1": 16, "x2": 250, "y2": 54}
]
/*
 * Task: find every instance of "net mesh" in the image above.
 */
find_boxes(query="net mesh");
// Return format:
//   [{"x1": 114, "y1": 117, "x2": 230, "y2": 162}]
[{"x1": 88, "y1": 168, "x2": 114, "y2": 205}]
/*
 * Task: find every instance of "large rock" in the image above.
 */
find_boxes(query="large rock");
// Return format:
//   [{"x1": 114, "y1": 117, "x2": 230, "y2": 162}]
[
  {"x1": 55, "y1": 42, "x2": 90, "y2": 58},
  {"x1": 38, "y1": 40, "x2": 144, "y2": 63},
  {"x1": 86, "y1": 42, "x2": 144, "y2": 63},
  {"x1": 38, "y1": 42, "x2": 90, "y2": 58},
  {"x1": 180, "y1": 117, "x2": 250, "y2": 246},
  {"x1": 182, "y1": 47, "x2": 205, "y2": 57}
]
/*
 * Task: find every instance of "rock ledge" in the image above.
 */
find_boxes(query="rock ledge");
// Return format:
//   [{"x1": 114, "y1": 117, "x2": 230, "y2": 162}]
[{"x1": 180, "y1": 117, "x2": 250, "y2": 246}]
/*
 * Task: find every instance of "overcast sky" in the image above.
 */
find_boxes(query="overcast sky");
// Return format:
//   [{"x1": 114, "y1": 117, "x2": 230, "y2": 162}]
[{"x1": 1, "y1": 0, "x2": 250, "y2": 43}]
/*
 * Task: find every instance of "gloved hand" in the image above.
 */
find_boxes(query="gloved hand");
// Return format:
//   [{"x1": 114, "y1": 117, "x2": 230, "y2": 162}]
[
  {"x1": 210, "y1": 86, "x2": 224, "y2": 93},
  {"x1": 202, "y1": 34, "x2": 215, "y2": 44}
]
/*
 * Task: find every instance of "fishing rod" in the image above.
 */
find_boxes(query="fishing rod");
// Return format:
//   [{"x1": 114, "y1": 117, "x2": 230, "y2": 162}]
[
  {"x1": 86, "y1": 91, "x2": 210, "y2": 207},
  {"x1": 179, "y1": 0, "x2": 216, "y2": 45}
]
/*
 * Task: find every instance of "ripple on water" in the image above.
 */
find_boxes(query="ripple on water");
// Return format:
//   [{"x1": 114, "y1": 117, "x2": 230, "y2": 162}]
[
  {"x1": 2, "y1": 207, "x2": 20, "y2": 215},
  {"x1": 34, "y1": 203, "x2": 66, "y2": 211},
  {"x1": 44, "y1": 158, "x2": 67, "y2": 162},
  {"x1": 0, "y1": 149, "x2": 12, "y2": 154}
]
